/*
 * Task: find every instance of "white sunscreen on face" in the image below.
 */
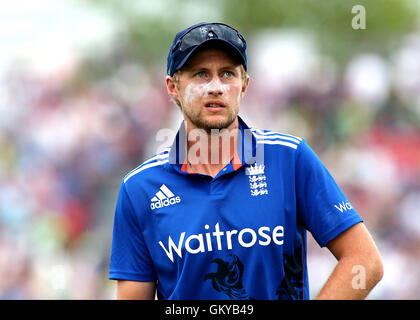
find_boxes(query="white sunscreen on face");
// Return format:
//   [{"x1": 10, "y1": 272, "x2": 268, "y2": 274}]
[{"x1": 184, "y1": 79, "x2": 231, "y2": 107}]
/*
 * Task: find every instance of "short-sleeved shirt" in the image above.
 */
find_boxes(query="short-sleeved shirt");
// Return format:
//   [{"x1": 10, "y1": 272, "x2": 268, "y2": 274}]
[{"x1": 109, "y1": 116, "x2": 362, "y2": 300}]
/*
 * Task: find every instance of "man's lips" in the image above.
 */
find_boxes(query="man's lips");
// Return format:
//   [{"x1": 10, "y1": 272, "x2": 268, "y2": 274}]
[{"x1": 205, "y1": 101, "x2": 226, "y2": 110}]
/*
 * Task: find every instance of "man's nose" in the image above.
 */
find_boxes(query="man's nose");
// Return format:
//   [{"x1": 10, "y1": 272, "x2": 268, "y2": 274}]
[{"x1": 206, "y1": 78, "x2": 223, "y2": 96}]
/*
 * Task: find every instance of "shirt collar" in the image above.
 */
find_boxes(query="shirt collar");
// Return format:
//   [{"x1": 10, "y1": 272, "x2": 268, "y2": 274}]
[{"x1": 168, "y1": 116, "x2": 263, "y2": 172}]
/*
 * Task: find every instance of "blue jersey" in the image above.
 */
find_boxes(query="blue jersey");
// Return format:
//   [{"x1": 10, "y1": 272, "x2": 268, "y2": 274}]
[{"x1": 109, "y1": 116, "x2": 363, "y2": 300}]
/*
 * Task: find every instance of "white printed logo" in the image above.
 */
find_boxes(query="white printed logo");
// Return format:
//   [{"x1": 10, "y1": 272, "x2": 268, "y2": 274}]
[
  {"x1": 150, "y1": 184, "x2": 181, "y2": 210},
  {"x1": 158, "y1": 222, "x2": 285, "y2": 263},
  {"x1": 246, "y1": 163, "x2": 268, "y2": 196},
  {"x1": 334, "y1": 201, "x2": 353, "y2": 213}
]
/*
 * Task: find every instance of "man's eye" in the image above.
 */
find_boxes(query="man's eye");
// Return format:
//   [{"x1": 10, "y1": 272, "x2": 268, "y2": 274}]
[
  {"x1": 223, "y1": 71, "x2": 234, "y2": 78},
  {"x1": 195, "y1": 71, "x2": 205, "y2": 78}
]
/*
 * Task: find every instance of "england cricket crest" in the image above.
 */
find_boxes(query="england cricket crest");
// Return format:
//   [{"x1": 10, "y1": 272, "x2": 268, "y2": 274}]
[{"x1": 246, "y1": 163, "x2": 268, "y2": 197}]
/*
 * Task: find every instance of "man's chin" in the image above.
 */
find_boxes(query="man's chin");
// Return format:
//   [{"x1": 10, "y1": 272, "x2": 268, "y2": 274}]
[{"x1": 193, "y1": 116, "x2": 236, "y2": 132}]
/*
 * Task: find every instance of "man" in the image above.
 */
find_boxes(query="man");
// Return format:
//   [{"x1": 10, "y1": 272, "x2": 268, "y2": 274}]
[{"x1": 109, "y1": 22, "x2": 383, "y2": 300}]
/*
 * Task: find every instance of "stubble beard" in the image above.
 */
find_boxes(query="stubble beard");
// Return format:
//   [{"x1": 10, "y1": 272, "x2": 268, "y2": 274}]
[{"x1": 181, "y1": 105, "x2": 238, "y2": 134}]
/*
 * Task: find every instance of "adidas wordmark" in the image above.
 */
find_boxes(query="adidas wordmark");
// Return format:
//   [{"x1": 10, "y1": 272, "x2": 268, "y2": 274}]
[{"x1": 151, "y1": 184, "x2": 181, "y2": 210}]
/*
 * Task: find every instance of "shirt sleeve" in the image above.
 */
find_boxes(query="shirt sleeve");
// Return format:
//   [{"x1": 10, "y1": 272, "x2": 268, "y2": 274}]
[
  {"x1": 295, "y1": 140, "x2": 363, "y2": 247},
  {"x1": 109, "y1": 180, "x2": 157, "y2": 281}
]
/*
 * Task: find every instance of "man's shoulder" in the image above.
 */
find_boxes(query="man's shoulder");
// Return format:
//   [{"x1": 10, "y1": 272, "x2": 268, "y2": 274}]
[
  {"x1": 123, "y1": 148, "x2": 171, "y2": 185},
  {"x1": 249, "y1": 126, "x2": 305, "y2": 151}
]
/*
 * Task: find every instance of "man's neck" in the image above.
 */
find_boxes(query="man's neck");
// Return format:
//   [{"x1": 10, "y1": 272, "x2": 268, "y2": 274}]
[{"x1": 184, "y1": 119, "x2": 240, "y2": 177}]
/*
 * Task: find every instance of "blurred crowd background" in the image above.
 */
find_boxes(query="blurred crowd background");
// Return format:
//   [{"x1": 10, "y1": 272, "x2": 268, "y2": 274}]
[{"x1": 0, "y1": 0, "x2": 419, "y2": 299}]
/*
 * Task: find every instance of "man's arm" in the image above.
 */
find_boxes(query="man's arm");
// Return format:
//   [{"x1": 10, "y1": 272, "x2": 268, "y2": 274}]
[
  {"x1": 315, "y1": 222, "x2": 383, "y2": 299},
  {"x1": 117, "y1": 280, "x2": 156, "y2": 300}
]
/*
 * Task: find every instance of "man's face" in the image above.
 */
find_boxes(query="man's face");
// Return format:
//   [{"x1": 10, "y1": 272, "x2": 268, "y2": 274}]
[{"x1": 167, "y1": 47, "x2": 249, "y2": 131}]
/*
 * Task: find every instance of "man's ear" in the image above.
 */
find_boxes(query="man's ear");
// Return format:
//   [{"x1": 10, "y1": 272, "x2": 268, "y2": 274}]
[
  {"x1": 166, "y1": 75, "x2": 178, "y2": 98},
  {"x1": 241, "y1": 75, "x2": 250, "y2": 97}
]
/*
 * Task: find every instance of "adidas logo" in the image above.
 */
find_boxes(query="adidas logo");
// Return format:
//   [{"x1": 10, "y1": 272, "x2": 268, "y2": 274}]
[{"x1": 150, "y1": 184, "x2": 181, "y2": 210}]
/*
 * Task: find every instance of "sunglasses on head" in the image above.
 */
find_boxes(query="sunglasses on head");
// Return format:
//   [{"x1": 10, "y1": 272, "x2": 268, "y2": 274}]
[{"x1": 172, "y1": 23, "x2": 246, "y2": 54}]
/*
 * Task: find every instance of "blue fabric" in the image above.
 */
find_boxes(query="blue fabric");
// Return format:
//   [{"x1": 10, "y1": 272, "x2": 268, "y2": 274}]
[
  {"x1": 109, "y1": 116, "x2": 363, "y2": 300},
  {"x1": 166, "y1": 22, "x2": 247, "y2": 76}
]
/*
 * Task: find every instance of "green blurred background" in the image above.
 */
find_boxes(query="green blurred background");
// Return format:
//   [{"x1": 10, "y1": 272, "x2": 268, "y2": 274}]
[{"x1": 0, "y1": 0, "x2": 419, "y2": 299}]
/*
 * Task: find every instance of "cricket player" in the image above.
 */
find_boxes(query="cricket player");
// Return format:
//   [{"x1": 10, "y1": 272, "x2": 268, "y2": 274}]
[{"x1": 109, "y1": 22, "x2": 383, "y2": 300}]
